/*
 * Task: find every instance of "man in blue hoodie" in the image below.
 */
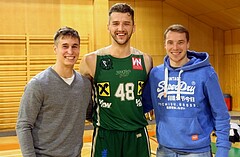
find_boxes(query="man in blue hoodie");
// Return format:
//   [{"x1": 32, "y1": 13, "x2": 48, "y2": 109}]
[{"x1": 142, "y1": 24, "x2": 231, "y2": 157}]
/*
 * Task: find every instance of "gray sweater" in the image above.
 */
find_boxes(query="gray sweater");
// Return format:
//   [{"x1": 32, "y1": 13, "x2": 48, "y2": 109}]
[{"x1": 16, "y1": 67, "x2": 92, "y2": 157}]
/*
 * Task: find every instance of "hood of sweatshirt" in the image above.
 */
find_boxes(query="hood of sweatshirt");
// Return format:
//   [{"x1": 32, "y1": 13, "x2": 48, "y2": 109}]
[{"x1": 163, "y1": 50, "x2": 210, "y2": 100}]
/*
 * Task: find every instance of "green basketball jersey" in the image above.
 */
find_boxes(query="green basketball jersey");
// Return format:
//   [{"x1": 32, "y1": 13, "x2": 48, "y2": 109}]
[{"x1": 93, "y1": 47, "x2": 148, "y2": 131}]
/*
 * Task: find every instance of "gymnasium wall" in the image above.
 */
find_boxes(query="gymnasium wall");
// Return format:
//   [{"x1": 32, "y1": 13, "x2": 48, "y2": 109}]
[
  {"x1": 0, "y1": 0, "x2": 238, "y2": 132},
  {"x1": 223, "y1": 30, "x2": 240, "y2": 111}
]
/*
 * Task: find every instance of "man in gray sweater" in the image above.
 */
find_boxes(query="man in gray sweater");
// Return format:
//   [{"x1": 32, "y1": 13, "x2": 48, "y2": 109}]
[{"x1": 16, "y1": 26, "x2": 92, "y2": 157}]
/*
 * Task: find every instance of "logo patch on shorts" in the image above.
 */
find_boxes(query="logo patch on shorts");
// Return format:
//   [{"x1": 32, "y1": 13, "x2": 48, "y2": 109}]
[
  {"x1": 101, "y1": 149, "x2": 108, "y2": 157},
  {"x1": 136, "y1": 133, "x2": 142, "y2": 138}
]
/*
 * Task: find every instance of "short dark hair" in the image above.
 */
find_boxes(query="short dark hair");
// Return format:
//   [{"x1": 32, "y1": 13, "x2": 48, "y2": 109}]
[
  {"x1": 109, "y1": 3, "x2": 135, "y2": 25},
  {"x1": 164, "y1": 24, "x2": 189, "y2": 42},
  {"x1": 53, "y1": 26, "x2": 80, "y2": 45}
]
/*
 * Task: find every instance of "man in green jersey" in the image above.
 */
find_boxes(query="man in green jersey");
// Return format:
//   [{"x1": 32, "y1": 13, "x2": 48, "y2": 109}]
[{"x1": 80, "y1": 3, "x2": 153, "y2": 157}]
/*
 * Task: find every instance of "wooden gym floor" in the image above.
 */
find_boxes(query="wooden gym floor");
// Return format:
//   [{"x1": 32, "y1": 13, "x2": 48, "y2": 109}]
[
  {"x1": 0, "y1": 122, "x2": 158, "y2": 157},
  {"x1": 0, "y1": 112, "x2": 240, "y2": 157},
  {"x1": 0, "y1": 123, "x2": 157, "y2": 157}
]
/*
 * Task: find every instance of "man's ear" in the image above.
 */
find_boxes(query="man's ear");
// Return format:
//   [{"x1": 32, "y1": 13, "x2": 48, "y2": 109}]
[
  {"x1": 133, "y1": 24, "x2": 136, "y2": 34},
  {"x1": 107, "y1": 24, "x2": 110, "y2": 32},
  {"x1": 53, "y1": 45, "x2": 57, "y2": 54}
]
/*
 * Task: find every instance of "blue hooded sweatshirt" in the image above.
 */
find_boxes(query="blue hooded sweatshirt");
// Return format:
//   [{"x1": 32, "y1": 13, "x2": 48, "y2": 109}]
[{"x1": 142, "y1": 51, "x2": 231, "y2": 157}]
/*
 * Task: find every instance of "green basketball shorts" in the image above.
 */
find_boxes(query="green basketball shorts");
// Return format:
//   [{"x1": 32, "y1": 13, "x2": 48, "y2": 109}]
[{"x1": 91, "y1": 127, "x2": 151, "y2": 157}]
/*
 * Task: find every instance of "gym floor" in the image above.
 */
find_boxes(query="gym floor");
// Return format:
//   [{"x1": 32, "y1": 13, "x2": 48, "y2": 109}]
[{"x1": 0, "y1": 111, "x2": 239, "y2": 157}]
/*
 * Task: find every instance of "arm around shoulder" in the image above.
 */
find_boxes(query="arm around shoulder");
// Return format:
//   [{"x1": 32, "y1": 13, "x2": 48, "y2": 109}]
[
  {"x1": 79, "y1": 52, "x2": 97, "y2": 80},
  {"x1": 143, "y1": 53, "x2": 153, "y2": 74}
]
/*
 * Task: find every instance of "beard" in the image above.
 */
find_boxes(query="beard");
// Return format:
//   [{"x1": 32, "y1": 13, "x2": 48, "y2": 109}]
[{"x1": 111, "y1": 31, "x2": 133, "y2": 45}]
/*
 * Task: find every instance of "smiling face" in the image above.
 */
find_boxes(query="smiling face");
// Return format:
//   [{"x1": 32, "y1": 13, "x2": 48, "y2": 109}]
[
  {"x1": 164, "y1": 31, "x2": 190, "y2": 67},
  {"x1": 108, "y1": 12, "x2": 135, "y2": 46},
  {"x1": 54, "y1": 35, "x2": 80, "y2": 68}
]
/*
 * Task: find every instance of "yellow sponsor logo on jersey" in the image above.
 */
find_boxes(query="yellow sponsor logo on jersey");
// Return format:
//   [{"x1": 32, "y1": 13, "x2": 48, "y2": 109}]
[
  {"x1": 137, "y1": 81, "x2": 144, "y2": 95},
  {"x1": 97, "y1": 82, "x2": 110, "y2": 96}
]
